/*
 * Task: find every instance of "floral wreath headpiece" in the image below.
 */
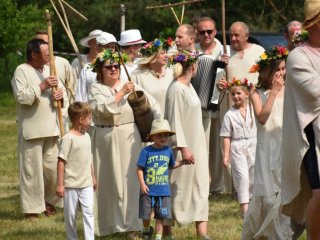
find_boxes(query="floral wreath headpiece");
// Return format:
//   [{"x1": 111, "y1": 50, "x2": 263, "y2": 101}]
[
  {"x1": 90, "y1": 49, "x2": 128, "y2": 72},
  {"x1": 227, "y1": 77, "x2": 254, "y2": 90},
  {"x1": 249, "y1": 45, "x2": 289, "y2": 73},
  {"x1": 168, "y1": 50, "x2": 199, "y2": 66},
  {"x1": 291, "y1": 28, "x2": 309, "y2": 47},
  {"x1": 140, "y1": 37, "x2": 174, "y2": 57}
]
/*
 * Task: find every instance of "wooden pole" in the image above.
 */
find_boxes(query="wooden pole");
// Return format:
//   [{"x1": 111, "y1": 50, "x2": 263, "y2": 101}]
[
  {"x1": 45, "y1": 10, "x2": 65, "y2": 137},
  {"x1": 120, "y1": 4, "x2": 126, "y2": 32},
  {"x1": 50, "y1": 0, "x2": 85, "y2": 69}
]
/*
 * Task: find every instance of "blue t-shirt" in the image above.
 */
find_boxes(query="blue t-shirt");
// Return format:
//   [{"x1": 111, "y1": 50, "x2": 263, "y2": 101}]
[{"x1": 137, "y1": 145, "x2": 175, "y2": 196}]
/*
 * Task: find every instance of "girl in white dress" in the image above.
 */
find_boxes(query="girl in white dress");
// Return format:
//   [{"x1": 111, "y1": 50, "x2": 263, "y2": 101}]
[
  {"x1": 220, "y1": 78, "x2": 256, "y2": 216},
  {"x1": 242, "y1": 46, "x2": 291, "y2": 239}
]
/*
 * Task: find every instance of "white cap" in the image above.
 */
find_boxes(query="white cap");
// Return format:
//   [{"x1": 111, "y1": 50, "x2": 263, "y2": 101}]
[
  {"x1": 80, "y1": 29, "x2": 103, "y2": 47},
  {"x1": 118, "y1": 29, "x2": 146, "y2": 46},
  {"x1": 96, "y1": 32, "x2": 117, "y2": 45}
]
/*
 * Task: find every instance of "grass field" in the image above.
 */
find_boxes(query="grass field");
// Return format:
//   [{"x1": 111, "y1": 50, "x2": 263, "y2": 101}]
[{"x1": 0, "y1": 92, "x2": 306, "y2": 239}]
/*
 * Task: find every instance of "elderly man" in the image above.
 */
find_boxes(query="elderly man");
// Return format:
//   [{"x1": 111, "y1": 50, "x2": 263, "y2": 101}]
[
  {"x1": 175, "y1": 24, "x2": 196, "y2": 52},
  {"x1": 284, "y1": 20, "x2": 302, "y2": 51},
  {"x1": 282, "y1": 1, "x2": 320, "y2": 239},
  {"x1": 227, "y1": 21, "x2": 265, "y2": 84},
  {"x1": 11, "y1": 39, "x2": 64, "y2": 219}
]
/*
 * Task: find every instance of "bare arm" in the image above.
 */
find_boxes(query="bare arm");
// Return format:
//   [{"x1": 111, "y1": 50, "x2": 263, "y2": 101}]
[
  {"x1": 222, "y1": 137, "x2": 231, "y2": 167},
  {"x1": 250, "y1": 73, "x2": 284, "y2": 125},
  {"x1": 56, "y1": 158, "x2": 65, "y2": 198},
  {"x1": 137, "y1": 167, "x2": 149, "y2": 194},
  {"x1": 172, "y1": 160, "x2": 186, "y2": 169}
]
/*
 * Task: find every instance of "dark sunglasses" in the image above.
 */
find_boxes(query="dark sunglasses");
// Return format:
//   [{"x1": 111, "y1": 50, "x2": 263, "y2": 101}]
[
  {"x1": 103, "y1": 64, "x2": 120, "y2": 70},
  {"x1": 199, "y1": 30, "x2": 214, "y2": 35}
]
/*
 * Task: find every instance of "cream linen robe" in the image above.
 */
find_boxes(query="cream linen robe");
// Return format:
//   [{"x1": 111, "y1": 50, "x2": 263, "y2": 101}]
[
  {"x1": 281, "y1": 44, "x2": 320, "y2": 222},
  {"x1": 165, "y1": 80, "x2": 209, "y2": 226},
  {"x1": 44, "y1": 56, "x2": 76, "y2": 132},
  {"x1": 88, "y1": 81, "x2": 161, "y2": 236},
  {"x1": 11, "y1": 63, "x2": 63, "y2": 213},
  {"x1": 131, "y1": 67, "x2": 174, "y2": 114}
]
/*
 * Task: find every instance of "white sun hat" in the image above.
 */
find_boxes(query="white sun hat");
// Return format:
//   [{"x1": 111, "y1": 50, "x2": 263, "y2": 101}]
[
  {"x1": 80, "y1": 29, "x2": 103, "y2": 47},
  {"x1": 96, "y1": 32, "x2": 117, "y2": 45},
  {"x1": 118, "y1": 29, "x2": 146, "y2": 46},
  {"x1": 149, "y1": 119, "x2": 175, "y2": 137}
]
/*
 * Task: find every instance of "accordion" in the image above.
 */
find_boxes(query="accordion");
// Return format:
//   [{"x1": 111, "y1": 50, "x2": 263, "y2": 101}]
[{"x1": 191, "y1": 55, "x2": 226, "y2": 112}]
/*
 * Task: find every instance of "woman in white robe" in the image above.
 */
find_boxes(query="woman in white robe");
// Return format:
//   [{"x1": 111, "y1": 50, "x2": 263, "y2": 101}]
[
  {"x1": 165, "y1": 52, "x2": 210, "y2": 239},
  {"x1": 131, "y1": 37, "x2": 174, "y2": 114},
  {"x1": 88, "y1": 49, "x2": 161, "y2": 237},
  {"x1": 242, "y1": 48, "x2": 292, "y2": 239}
]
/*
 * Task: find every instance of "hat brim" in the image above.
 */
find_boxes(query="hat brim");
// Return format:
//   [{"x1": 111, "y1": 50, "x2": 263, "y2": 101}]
[
  {"x1": 149, "y1": 130, "x2": 176, "y2": 137},
  {"x1": 303, "y1": 12, "x2": 320, "y2": 29},
  {"x1": 80, "y1": 35, "x2": 99, "y2": 48},
  {"x1": 118, "y1": 40, "x2": 147, "y2": 46},
  {"x1": 136, "y1": 54, "x2": 157, "y2": 65}
]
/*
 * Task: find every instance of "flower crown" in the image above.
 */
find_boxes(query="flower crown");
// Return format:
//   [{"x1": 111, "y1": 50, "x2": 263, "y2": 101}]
[
  {"x1": 90, "y1": 49, "x2": 128, "y2": 72},
  {"x1": 292, "y1": 29, "x2": 309, "y2": 47},
  {"x1": 249, "y1": 46, "x2": 289, "y2": 73},
  {"x1": 227, "y1": 77, "x2": 254, "y2": 90},
  {"x1": 140, "y1": 37, "x2": 174, "y2": 57},
  {"x1": 168, "y1": 50, "x2": 199, "y2": 66}
]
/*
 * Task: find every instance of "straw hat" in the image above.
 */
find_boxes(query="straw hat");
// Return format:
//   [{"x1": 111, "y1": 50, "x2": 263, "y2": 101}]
[
  {"x1": 118, "y1": 29, "x2": 146, "y2": 46},
  {"x1": 149, "y1": 119, "x2": 175, "y2": 137},
  {"x1": 96, "y1": 32, "x2": 117, "y2": 45},
  {"x1": 303, "y1": 0, "x2": 320, "y2": 29},
  {"x1": 80, "y1": 29, "x2": 103, "y2": 47}
]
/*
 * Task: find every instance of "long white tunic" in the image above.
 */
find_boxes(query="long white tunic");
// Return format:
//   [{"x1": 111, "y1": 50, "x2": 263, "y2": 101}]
[
  {"x1": 281, "y1": 44, "x2": 320, "y2": 222},
  {"x1": 131, "y1": 67, "x2": 173, "y2": 114},
  {"x1": 165, "y1": 80, "x2": 209, "y2": 226},
  {"x1": 242, "y1": 89, "x2": 291, "y2": 239},
  {"x1": 88, "y1": 81, "x2": 161, "y2": 236}
]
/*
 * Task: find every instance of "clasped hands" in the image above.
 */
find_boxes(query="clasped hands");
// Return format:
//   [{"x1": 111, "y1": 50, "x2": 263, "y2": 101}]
[{"x1": 39, "y1": 76, "x2": 63, "y2": 101}]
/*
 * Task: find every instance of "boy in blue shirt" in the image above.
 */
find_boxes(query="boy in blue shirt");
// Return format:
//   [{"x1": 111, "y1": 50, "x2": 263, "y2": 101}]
[{"x1": 137, "y1": 119, "x2": 187, "y2": 240}]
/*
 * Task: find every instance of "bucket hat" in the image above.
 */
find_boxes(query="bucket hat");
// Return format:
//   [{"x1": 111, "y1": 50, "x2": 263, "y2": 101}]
[
  {"x1": 149, "y1": 119, "x2": 175, "y2": 137},
  {"x1": 118, "y1": 29, "x2": 146, "y2": 46},
  {"x1": 80, "y1": 29, "x2": 103, "y2": 47},
  {"x1": 303, "y1": 0, "x2": 320, "y2": 29}
]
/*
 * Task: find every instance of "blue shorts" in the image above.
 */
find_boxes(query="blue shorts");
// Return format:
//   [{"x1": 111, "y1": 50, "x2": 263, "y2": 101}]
[
  {"x1": 139, "y1": 194, "x2": 172, "y2": 220},
  {"x1": 303, "y1": 123, "x2": 320, "y2": 189}
]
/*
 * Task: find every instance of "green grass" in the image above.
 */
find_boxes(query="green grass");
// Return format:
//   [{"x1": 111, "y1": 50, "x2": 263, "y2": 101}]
[{"x1": 0, "y1": 92, "x2": 307, "y2": 239}]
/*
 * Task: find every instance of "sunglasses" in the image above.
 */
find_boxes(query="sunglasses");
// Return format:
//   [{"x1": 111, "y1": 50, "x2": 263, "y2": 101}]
[
  {"x1": 103, "y1": 64, "x2": 120, "y2": 70},
  {"x1": 199, "y1": 30, "x2": 214, "y2": 35}
]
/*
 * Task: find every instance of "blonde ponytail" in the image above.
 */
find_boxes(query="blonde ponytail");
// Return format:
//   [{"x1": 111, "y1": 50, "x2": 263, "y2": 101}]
[{"x1": 173, "y1": 62, "x2": 183, "y2": 78}]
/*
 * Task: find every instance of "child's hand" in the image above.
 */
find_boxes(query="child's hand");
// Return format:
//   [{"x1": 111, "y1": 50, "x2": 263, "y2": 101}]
[
  {"x1": 93, "y1": 178, "x2": 98, "y2": 192},
  {"x1": 271, "y1": 72, "x2": 284, "y2": 93},
  {"x1": 140, "y1": 184, "x2": 149, "y2": 195},
  {"x1": 56, "y1": 185, "x2": 64, "y2": 198},
  {"x1": 223, "y1": 157, "x2": 230, "y2": 168}
]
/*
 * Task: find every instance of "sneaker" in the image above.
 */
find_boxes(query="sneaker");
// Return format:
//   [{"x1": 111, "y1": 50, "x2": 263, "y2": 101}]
[{"x1": 142, "y1": 226, "x2": 154, "y2": 240}]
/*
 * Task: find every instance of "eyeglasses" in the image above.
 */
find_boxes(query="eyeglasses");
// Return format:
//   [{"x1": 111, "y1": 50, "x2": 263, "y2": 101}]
[
  {"x1": 199, "y1": 30, "x2": 214, "y2": 35},
  {"x1": 103, "y1": 64, "x2": 120, "y2": 70}
]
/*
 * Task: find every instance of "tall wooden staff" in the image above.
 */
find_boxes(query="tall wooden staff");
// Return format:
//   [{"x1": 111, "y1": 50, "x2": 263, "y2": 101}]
[{"x1": 45, "y1": 9, "x2": 64, "y2": 137}]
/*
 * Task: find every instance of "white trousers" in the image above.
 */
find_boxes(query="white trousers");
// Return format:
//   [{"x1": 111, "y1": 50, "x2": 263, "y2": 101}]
[{"x1": 64, "y1": 187, "x2": 94, "y2": 240}]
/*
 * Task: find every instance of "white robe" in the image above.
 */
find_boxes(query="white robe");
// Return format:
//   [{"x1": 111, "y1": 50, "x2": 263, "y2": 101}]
[{"x1": 165, "y1": 80, "x2": 209, "y2": 226}]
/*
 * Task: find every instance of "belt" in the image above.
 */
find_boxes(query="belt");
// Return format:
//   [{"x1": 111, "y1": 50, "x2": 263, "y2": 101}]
[{"x1": 95, "y1": 124, "x2": 118, "y2": 128}]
